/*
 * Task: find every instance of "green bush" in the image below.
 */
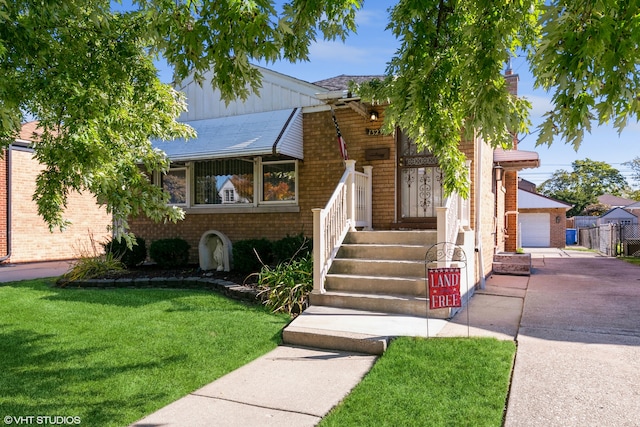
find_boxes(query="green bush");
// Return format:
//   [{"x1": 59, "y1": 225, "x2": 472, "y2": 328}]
[
  {"x1": 272, "y1": 234, "x2": 312, "y2": 263},
  {"x1": 256, "y1": 254, "x2": 313, "y2": 315},
  {"x1": 103, "y1": 236, "x2": 147, "y2": 267},
  {"x1": 232, "y1": 238, "x2": 273, "y2": 273},
  {"x1": 149, "y1": 238, "x2": 190, "y2": 268}
]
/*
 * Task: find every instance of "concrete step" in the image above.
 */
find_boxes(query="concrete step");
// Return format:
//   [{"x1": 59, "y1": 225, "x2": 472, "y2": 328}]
[
  {"x1": 329, "y1": 258, "x2": 425, "y2": 277},
  {"x1": 309, "y1": 291, "x2": 451, "y2": 319},
  {"x1": 325, "y1": 274, "x2": 426, "y2": 296},
  {"x1": 344, "y1": 230, "x2": 438, "y2": 246},
  {"x1": 282, "y1": 306, "x2": 449, "y2": 355},
  {"x1": 492, "y1": 262, "x2": 531, "y2": 276},
  {"x1": 492, "y1": 252, "x2": 532, "y2": 276},
  {"x1": 493, "y1": 253, "x2": 532, "y2": 265},
  {"x1": 337, "y1": 244, "x2": 429, "y2": 261}
]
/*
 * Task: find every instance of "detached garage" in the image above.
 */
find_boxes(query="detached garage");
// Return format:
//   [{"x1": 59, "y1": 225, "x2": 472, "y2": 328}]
[
  {"x1": 520, "y1": 212, "x2": 550, "y2": 247},
  {"x1": 518, "y1": 189, "x2": 572, "y2": 248}
]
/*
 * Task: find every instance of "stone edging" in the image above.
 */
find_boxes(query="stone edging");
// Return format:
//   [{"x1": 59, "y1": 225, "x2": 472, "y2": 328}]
[{"x1": 56, "y1": 277, "x2": 260, "y2": 303}]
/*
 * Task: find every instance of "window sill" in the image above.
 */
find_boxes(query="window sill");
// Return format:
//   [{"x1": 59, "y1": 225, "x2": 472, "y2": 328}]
[{"x1": 184, "y1": 205, "x2": 300, "y2": 214}]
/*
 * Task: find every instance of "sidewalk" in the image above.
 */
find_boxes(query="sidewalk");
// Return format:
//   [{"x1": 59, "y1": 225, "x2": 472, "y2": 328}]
[{"x1": 132, "y1": 266, "x2": 527, "y2": 426}]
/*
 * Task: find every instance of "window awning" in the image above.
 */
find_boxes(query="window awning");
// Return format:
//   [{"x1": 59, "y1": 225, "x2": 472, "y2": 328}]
[{"x1": 153, "y1": 108, "x2": 303, "y2": 162}]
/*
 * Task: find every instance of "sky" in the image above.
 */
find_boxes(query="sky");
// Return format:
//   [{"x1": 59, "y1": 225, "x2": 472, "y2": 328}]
[{"x1": 155, "y1": 0, "x2": 639, "y2": 187}]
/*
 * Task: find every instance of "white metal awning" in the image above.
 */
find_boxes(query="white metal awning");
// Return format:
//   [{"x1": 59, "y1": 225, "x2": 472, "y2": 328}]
[{"x1": 153, "y1": 108, "x2": 303, "y2": 161}]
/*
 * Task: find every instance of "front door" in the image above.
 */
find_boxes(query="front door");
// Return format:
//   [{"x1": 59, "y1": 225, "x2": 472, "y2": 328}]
[{"x1": 397, "y1": 131, "x2": 443, "y2": 228}]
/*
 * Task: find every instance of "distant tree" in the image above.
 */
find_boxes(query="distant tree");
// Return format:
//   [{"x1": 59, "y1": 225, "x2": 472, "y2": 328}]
[
  {"x1": 581, "y1": 203, "x2": 610, "y2": 217},
  {"x1": 539, "y1": 159, "x2": 628, "y2": 216}
]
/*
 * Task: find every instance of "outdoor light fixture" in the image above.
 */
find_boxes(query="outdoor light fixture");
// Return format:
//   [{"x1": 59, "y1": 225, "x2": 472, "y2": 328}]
[
  {"x1": 369, "y1": 110, "x2": 379, "y2": 121},
  {"x1": 494, "y1": 164, "x2": 504, "y2": 182}
]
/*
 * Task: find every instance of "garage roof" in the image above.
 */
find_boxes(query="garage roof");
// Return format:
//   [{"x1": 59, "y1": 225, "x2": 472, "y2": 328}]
[{"x1": 519, "y1": 189, "x2": 572, "y2": 210}]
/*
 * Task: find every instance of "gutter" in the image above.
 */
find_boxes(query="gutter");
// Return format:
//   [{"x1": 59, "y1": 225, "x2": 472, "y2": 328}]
[{"x1": 1, "y1": 144, "x2": 12, "y2": 263}]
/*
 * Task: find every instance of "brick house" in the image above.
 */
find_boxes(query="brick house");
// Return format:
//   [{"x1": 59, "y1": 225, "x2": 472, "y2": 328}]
[
  {"x1": 0, "y1": 122, "x2": 112, "y2": 264},
  {"x1": 128, "y1": 65, "x2": 539, "y2": 317}
]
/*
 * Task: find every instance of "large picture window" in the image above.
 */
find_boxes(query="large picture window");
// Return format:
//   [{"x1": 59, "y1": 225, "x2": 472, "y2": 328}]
[{"x1": 194, "y1": 159, "x2": 254, "y2": 205}]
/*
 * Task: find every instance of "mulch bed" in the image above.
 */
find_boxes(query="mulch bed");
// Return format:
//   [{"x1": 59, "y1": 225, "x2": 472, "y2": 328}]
[{"x1": 99, "y1": 264, "x2": 258, "y2": 285}]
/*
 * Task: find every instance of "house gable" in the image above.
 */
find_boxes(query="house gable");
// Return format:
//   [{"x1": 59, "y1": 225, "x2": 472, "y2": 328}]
[
  {"x1": 177, "y1": 65, "x2": 327, "y2": 121},
  {"x1": 518, "y1": 189, "x2": 572, "y2": 210}
]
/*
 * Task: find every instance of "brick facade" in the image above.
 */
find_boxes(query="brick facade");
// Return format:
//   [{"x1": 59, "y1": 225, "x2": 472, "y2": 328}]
[
  {"x1": 128, "y1": 107, "x2": 398, "y2": 262},
  {"x1": 504, "y1": 170, "x2": 519, "y2": 252},
  {"x1": 0, "y1": 149, "x2": 7, "y2": 259},
  {"x1": 2, "y1": 147, "x2": 112, "y2": 263}
]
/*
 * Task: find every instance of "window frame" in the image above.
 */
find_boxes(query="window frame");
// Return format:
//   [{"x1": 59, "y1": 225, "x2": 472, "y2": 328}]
[{"x1": 259, "y1": 158, "x2": 298, "y2": 205}]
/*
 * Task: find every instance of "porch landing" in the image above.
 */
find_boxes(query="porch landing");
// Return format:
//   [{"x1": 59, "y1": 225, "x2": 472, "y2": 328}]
[{"x1": 283, "y1": 306, "x2": 448, "y2": 355}]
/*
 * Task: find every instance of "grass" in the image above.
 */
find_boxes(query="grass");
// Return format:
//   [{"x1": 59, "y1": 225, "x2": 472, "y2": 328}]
[
  {"x1": 320, "y1": 337, "x2": 516, "y2": 427},
  {"x1": 0, "y1": 279, "x2": 289, "y2": 427},
  {"x1": 619, "y1": 256, "x2": 640, "y2": 266}
]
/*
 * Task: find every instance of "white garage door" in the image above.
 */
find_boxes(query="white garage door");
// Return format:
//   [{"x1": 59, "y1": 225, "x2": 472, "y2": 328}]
[{"x1": 520, "y1": 213, "x2": 550, "y2": 247}]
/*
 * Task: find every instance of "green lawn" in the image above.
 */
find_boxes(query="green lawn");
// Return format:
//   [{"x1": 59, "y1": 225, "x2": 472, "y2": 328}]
[
  {"x1": 320, "y1": 337, "x2": 516, "y2": 427},
  {"x1": 0, "y1": 279, "x2": 289, "y2": 427},
  {"x1": 620, "y1": 256, "x2": 640, "y2": 266}
]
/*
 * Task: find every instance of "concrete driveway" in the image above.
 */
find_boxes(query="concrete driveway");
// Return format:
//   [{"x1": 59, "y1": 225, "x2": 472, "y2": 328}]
[
  {"x1": 0, "y1": 260, "x2": 70, "y2": 282},
  {"x1": 505, "y1": 248, "x2": 640, "y2": 426}
]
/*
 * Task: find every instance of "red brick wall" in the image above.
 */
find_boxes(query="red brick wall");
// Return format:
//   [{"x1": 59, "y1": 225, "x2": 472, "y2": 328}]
[
  {"x1": 0, "y1": 149, "x2": 7, "y2": 258},
  {"x1": 8, "y1": 149, "x2": 112, "y2": 263},
  {"x1": 504, "y1": 170, "x2": 519, "y2": 252},
  {"x1": 128, "y1": 107, "x2": 398, "y2": 263}
]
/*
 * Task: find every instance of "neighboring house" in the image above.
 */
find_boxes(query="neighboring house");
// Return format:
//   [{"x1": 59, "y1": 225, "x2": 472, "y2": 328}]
[
  {"x1": 0, "y1": 122, "x2": 112, "y2": 264},
  {"x1": 598, "y1": 207, "x2": 639, "y2": 226},
  {"x1": 598, "y1": 194, "x2": 636, "y2": 208},
  {"x1": 517, "y1": 188, "x2": 572, "y2": 248},
  {"x1": 128, "y1": 64, "x2": 539, "y2": 296}
]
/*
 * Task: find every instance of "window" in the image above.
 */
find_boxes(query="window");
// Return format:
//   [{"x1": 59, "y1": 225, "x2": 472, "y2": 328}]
[
  {"x1": 194, "y1": 159, "x2": 253, "y2": 205},
  {"x1": 162, "y1": 168, "x2": 187, "y2": 205},
  {"x1": 262, "y1": 161, "x2": 296, "y2": 202}
]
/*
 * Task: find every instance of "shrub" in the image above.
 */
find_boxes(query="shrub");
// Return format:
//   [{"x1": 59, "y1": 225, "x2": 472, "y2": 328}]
[
  {"x1": 103, "y1": 236, "x2": 147, "y2": 267},
  {"x1": 272, "y1": 234, "x2": 312, "y2": 263},
  {"x1": 256, "y1": 254, "x2": 313, "y2": 315},
  {"x1": 232, "y1": 238, "x2": 273, "y2": 273},
  {"x1": 149, "y1": 238, "x2": 190, "y2": 268}
]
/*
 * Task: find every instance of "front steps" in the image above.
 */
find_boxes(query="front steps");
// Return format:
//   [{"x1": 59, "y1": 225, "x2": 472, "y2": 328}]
[
  {"x1": 492, "y1": 253, "x2": 532, "y2": 276},
  {"x1": 310, "y1": 230, "x2": 452, "y2": 319},
  {"x1": 283, "y1": 230, "x2": 460, "y2": 354}
]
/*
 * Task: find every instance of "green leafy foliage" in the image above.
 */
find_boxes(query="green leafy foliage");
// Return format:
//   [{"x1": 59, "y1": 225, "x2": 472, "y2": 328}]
[
  {"x1": 0, "y1": 0, "x2": 360, "y2": 242},
  {"x1": 538, "y1": 159, "x2": 629, "y2": 216},
  {"x1": 232, "y1": 238, "x2": 274, "y2": 273},
  {"x1": 149, "y1": 238, "x2": 190, "y2": 268},
  {"x1": 103, "y1": 236, "x2": 147, "y2": 267},
  {"x1": 357, "y1": 0, "x2": 540, "y2": 198},
  {"x1": 256, "y1": 255, "x2": 313, "y2": 315},
  {"x1": 272, "y1": 233, "x2": 312, "y2": 264},
  {"x1": 533, "y1": 1, "x2": 640, "y2": 149}
]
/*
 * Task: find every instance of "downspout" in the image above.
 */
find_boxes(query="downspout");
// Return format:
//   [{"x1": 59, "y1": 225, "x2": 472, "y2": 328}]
[
  {"x1": 1, "y1": 144, "x2": 12, "y2": 263},
  {"x1": 475, "y1": 136, "x2": 486, "y2": 290}
]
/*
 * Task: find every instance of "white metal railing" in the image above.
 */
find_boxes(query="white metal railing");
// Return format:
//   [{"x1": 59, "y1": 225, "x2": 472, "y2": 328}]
[
  {"x1": 313, "y1": 160, "x2": 372, "y2": 294},
  {"x1": 436, "y1": 161, "x2": 471, "y2": 261}
]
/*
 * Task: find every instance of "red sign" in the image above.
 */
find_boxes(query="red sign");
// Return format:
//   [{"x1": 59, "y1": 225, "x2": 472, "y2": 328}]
[{"x1": 428, "y1": 268, "x2": 461, "y2": 309}]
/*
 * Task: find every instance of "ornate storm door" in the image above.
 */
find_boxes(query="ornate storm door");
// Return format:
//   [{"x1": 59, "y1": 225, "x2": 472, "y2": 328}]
[{"x1": 397, "y1": 130, "x2": 443, "y2": 227}]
